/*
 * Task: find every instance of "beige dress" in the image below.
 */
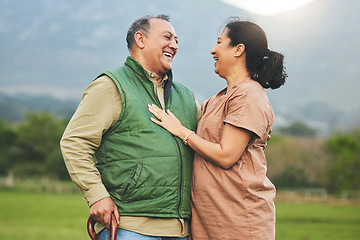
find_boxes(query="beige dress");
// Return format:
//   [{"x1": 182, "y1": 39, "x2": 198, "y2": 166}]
[{"x1": 191, "y1": 79, "x2": 276, "y2": 240}]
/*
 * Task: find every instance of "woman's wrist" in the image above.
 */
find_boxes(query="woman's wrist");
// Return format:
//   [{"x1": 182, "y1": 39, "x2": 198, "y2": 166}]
[{"x1": 181, "y1": 129, "x2": 195, "y2": 145}]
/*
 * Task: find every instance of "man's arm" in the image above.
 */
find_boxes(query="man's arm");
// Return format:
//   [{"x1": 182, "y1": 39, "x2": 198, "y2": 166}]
[{"x1": 60, "y1": 76, "x2": 121, "y2": 228}]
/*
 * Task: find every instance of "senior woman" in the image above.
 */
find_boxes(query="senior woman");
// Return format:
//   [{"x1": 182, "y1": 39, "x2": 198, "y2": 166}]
[{"x1": 148, "y1": 18, "x2": 287, "y2": 240}]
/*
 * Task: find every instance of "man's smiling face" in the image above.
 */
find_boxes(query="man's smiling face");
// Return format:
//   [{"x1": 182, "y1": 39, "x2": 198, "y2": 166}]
[{"x1": 141, "y1": 18, "x2": 178, "y2": 76}]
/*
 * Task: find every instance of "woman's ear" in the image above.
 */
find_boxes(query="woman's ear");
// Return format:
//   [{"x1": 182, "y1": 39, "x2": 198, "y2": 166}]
[
  {"x1": 134, "y1": 31, "x2": 145, "y2": 49},
  {"x1": 234, "y1": 44, "x2": 245, "y2": 57}
]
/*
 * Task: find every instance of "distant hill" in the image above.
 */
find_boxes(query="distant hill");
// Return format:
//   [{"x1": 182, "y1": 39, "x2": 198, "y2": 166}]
[
  {"x1": 0, "y1": 93, "x2": 77, "y2": 122},
  {"x1": 0, "y1": 0, "x2": 359, "y2": 132}
]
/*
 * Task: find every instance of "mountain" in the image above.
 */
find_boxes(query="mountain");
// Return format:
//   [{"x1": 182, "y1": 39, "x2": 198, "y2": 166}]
[
  {"x1": 0, "y1": 93, "x2": 77, "y2": 121},
  {"x1": 1, "y1": 0, "x2": 359, "y2": 133}
]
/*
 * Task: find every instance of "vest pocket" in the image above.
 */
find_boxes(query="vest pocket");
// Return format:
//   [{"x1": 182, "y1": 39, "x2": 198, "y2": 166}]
[{"x1": 121, "y1": 162, "x2": 143, "y2": 201}]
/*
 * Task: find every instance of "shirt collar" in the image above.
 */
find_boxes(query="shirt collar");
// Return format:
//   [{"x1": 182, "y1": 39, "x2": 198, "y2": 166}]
[{"x1": 144, "y1": 68, "x2": 168, "y2": 85}]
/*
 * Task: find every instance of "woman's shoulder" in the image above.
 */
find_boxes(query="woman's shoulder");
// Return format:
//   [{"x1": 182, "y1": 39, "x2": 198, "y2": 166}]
[
  {"x1": 232, "y1": 79, "x2": 266, "y2": 98},
  {"x1": 236, "y1": 78, "x2": 263, "y2": 91}
]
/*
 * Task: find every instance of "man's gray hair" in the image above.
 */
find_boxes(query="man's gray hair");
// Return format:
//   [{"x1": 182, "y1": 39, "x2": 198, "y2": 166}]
[{"x1": 126, "y1": 14, "x2": 170, "y2": 51}]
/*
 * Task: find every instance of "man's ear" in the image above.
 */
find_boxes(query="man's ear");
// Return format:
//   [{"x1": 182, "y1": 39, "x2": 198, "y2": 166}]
[
  {"x1": 234, "y1": 44, "x2": 245, "y2": 57},
  {"x1": 134, "y1": 31, "x2": 145, "y2": 49}
]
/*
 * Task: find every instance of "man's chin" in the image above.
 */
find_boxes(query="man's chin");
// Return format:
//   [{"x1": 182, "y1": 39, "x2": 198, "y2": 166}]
[{"x1": 163, "y1": 64, "x2": 172, "y2": 72}]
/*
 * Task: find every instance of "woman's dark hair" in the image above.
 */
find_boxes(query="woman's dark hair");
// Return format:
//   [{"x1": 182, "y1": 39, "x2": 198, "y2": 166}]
[
  {"x1": 126, "y1": 14, "x2": 170, "y2": 51},
  {"x1": 225, "y1": 17, "x2": 287, "y2": 89}
]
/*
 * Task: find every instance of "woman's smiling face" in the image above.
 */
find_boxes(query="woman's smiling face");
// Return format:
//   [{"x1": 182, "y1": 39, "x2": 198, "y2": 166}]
[{"x1": 210, "y1": 28, "x2": 237, "y2": 78}]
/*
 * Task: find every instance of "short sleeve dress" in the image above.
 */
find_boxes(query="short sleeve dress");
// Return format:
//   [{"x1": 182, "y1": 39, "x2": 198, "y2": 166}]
[{"x1": 190, "y1": 79, "x2": 276, "y2": 240}]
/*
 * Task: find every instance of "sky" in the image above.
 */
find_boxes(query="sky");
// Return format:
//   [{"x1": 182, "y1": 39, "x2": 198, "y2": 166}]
[
  {"x1": 1, "y1": 0, "x2": 359, "y2": 131},
  {"x1": 221, "y1": 0, "x2": 316, "y2": 16}
]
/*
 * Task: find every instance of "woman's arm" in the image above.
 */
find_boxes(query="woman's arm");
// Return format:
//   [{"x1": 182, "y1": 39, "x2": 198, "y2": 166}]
[{"x1": 148, "y1": 104, "x2": 252, "y2": 169}]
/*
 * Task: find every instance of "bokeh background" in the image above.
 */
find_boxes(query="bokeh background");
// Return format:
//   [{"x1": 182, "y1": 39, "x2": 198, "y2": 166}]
[{"x1": 0, "y1": 0, "x2": 359, "y2": 239}]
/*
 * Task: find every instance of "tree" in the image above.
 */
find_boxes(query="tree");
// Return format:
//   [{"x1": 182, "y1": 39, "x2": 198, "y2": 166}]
[
  {"x1": 277, "y1": 121, "x2": 316, "y2": 137},
  {"x1": 0, "y1": 118, "x2": 17, "y2": 175},
  {"x1": 271, "y1": 164, "x2": 318, "y2": 189},
  {"x1": 12, "y1": 112, "x2": 69, "y2": 179},
  {"x1": 324, "y1": 128, "x2": 360, "y2": 194},
  {"x1": 266, "y1": 134, "x2": 328, "y2": 187}
]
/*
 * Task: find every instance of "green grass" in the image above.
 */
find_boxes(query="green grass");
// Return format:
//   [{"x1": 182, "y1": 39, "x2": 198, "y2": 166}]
[
  {"x1": 275, "y1": 202, "x2": 360, "y2": 240},
  {"x1": 0, "y1": 189, "x2": 89, "y2": 240},
  {"x1": 0, "y1": 189, "x2": 359, "y2": 240}
]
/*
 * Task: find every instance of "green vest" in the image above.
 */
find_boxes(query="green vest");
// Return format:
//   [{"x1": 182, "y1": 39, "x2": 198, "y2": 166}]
[{"x1": 95, "y1": 57, "x2": 198, "y2": 218}]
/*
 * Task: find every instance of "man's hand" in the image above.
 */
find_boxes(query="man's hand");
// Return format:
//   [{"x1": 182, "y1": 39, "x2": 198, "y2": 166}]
[{"x1": 89, "y1": 197, "x2": 120, "y2": 230}]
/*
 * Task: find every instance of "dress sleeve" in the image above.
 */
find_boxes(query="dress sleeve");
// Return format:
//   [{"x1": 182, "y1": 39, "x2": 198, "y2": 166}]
[
  {"x1": 223, "y1": 86, "x2": 269, "y2": 138},
  {"x1": 60, "y1": 76, "x2": 121, "y2": 206}
]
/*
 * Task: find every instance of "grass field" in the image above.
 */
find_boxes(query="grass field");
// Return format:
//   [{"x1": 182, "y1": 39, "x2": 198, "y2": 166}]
[
  {"x1": 0, "y1": 189, "x2": 359, "y2": 240},
  {"x1": 0, "y1": 189, "x2": 89, "y2": 240},
  {"x1": 275, "y1": 202, "x2": 360, "y2": 240}
]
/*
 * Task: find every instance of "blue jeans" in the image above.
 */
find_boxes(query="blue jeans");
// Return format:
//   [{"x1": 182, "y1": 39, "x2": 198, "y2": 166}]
[{"x1": 98, "y1": 228, "x2": 189, "y2": 240}]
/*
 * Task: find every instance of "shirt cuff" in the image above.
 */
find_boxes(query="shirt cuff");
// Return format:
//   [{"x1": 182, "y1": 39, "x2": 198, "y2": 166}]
[{"x1": 83, "y1": 183, "x2": 110, "y2": 206}]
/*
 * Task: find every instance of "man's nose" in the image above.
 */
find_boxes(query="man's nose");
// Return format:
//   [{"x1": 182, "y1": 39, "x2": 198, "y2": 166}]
[{"x1": 169, "y1": 39, "x2": 178, "y2": 50}]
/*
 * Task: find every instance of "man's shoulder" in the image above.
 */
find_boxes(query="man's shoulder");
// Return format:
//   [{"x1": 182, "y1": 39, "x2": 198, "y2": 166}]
[
  {"x1": 96, "y1": 75, "x2": 114, "y2": 83},
  {"x1": 98, "y1": 64, "x2": 133, "y2": 86},
  {"x1": 95, "y1": 75, "x2": 117, "y2": 88}
]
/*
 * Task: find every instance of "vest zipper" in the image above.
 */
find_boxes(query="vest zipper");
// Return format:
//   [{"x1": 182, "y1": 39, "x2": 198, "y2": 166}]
[
  {"x1": 147, "y1": 72, "x2": 183, "y2": 216},
  {"x1": 147, "y1": 72, "x2": 183, "y2": 217},
  {"x1": 172, "y1": 135, "x2": 183, "y2": 218}
]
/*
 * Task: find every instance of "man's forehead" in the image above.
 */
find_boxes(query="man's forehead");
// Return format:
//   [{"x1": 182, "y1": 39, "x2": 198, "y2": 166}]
[{"x1": 150, "y1": 19, "x2": 176, "y2": 33}]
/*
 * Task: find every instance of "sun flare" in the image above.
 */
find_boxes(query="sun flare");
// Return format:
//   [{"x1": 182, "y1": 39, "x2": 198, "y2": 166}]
[{"x1": 221, "y1": 0, "x2": 316, "y2": 16}]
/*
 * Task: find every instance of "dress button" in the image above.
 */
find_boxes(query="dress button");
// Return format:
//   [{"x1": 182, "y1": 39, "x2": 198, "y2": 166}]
[{"x1": 150, "y1": 73, "x2": 155, "y2": 78}]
